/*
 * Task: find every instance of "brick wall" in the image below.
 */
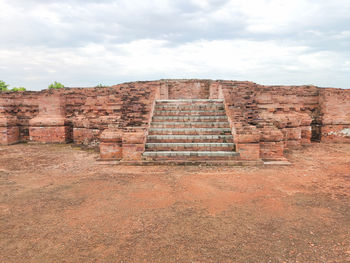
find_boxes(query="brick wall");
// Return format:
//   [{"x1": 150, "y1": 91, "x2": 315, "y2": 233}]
[
  {"x1": 65, "y1": 82, "x2": 158, "y2": 145},
  {"x1": 319, "y1": 88, "x2": 350, "y2": 143},
  {"x1": 0, "y1": 92, "x2": 39, "y2": 141},
  {"x1": 1, "y1": 79, "x2": 349, "y2": 160},
  {"x1": 220, "y1": 81, "x2": 321, "y2": 160},
  {"x1": 166, "y1": 79, "x2": 211, "y2": 99}
]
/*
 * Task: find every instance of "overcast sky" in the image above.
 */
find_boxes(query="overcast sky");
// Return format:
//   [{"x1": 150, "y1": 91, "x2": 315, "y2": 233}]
[{"x1": 1, "y1": 0, "x2": 349, "y2": 90}]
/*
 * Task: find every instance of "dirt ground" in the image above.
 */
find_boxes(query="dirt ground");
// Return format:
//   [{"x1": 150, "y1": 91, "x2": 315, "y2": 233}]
[{"x1": 0, "y1": 143, "x2": 349, "y2": 263}]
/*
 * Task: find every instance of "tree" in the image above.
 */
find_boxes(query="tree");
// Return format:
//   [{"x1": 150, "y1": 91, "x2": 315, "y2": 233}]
[
  {"x1": 48, "y1": 81, "x2": 65, "y2": 89},
  {"x1": 0, "y1": 80, "x2": 9, "y2": 91}
]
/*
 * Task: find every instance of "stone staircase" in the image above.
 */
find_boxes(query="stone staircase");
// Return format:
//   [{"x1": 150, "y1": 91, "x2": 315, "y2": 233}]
[{"x1": 142, "y1": 99, "x2": 240, "y2": 163}]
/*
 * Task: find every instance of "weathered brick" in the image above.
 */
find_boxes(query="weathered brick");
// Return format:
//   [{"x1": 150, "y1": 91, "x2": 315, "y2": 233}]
[{"x1": 0, "y1": 79, "x2": 349, "y2": 162}]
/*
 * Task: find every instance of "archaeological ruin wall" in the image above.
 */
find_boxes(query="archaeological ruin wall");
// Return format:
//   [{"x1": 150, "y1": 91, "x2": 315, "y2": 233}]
[{"x1": 1, "y1": 80, "x2": 349, "y2": 163}]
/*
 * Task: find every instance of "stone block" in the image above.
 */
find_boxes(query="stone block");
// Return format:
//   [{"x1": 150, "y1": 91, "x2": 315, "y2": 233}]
[
  {"x1": 29, "y1": 116, "x2": 71, "y2": 143},
  {"x1": 29, "y1": 126, "x2": 70, "y2": 143},
  {"x1": 73, "y1": 128, "x2": 100, "y2": 146},
  {"x1": 122, "y1": 143, "x2": 145, "y2": 161},
  {"x1": 122, "y1": 131, "x2": 146, "y2": 145},
  {"x1": 0, "y1": 116, "x2": 20, "y2": 145},
  {"x1": 284, "y1": 140, "x2": 301, "y2": 150},
  {"x1": 301, "y1": 126, "x2": 312, "y2": 144},
  {"x1": 259, "y1": 141, "x2": 284, "y2": 160},
  {"x1": 100, "y1": 129, "x2": 123, "y2": 143},
  {"x1": 121, "y1": 129, "x2": 147, "y2": 161},
  {"x1": 168, "y1": 80, "x2": 210, "y2": 99},
  {"x1": 99, "y1": 128, "x2": 123, "y2": 160},
  {"x1": 29, "y1": 94, "x2": 70, "y2": 143},
  {"x1": 209, "y1": 83, "x2": 220, "y2": 99},
  {"x1": 282, "y1": 127, "x2": 301, "y2": 141},
  {"x1": 321, "y1": 125, "x2": 350, "y2": 143},
  {"x1": 235, "y1": 133, "x2": 260, "y2": 143},
  {"x1": 236, "y1": 143, "x2": 260, "y2": 160},
  {"x1": 0, "y1": 126, "x2": 20, "y2": 145},
  {"x1": 260, "y1": 128, "x2": 284, "y2": 142},
  {"x1": 100, "y1": 142, "x2": 122, "y2": 159},
  {"x1": 29, "y1": 117, "x2": 67, "y2": 127}
]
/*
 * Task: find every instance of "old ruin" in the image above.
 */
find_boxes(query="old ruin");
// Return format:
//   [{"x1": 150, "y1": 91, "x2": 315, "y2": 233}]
[{"x1": 1, "y1": 79, "x2": 349, "y2": 164}]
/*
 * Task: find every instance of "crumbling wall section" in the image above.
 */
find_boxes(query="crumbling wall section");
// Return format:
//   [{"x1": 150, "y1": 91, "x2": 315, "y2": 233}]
[
  {"x1": 220, "y1": 81, "x2": 261, "y2": 160},
  {"x1": 1, "y1": 79, "x2": 349, "y2": 161},
  {"x1": 64, "y1": 82, "x2": 158, "y2": 146},
  {"x1": 220, "y1": 81, "x2": 321, "y2": 160},
  {"x1": 319, "y1": 88, "x2": 350, "y2": 143},
  {"x1": 0, "y1": 82, "x2": 158, "y2": 147},
  {"x1": 0, "y1": 92, "x2": 39, "y2": 143},
  {"x1": 167, "y1": 79, "x2": 211, "y2": 99},
  {"x1": 255, "y1": 85, "x2": 319, "y2": 149}
]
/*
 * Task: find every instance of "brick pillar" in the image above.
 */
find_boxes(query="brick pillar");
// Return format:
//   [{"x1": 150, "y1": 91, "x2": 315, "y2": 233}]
[
  {"x1": 0, "y1": 116, "x2": 19, "y2": 145},
  {"x1": 99, "y1": 128, "x2": 147, "y2": 161},
  {"x1": 209, "y1": 82, "x2": 220, "y2": 99},
  {"x1": 29, "y1": 94, "x2": 70, "y2": 143},
  {"x1": 300, "y1": 114, "x2": 312, "y2": 145},
  {"x1": 159, "y1": 83, "x2": 169, "y2": 100},
  {"x1": 259, "y1": 126, "x2": 285, "y2": 161},
  {"x1": 235, "y1": 129, "x2": 261, "y2": 160},
  {"x1": 122, "y1": 128, "x2": 147, "y2": 161},
  {"x1": 99, "y1": 128, "x2": 123, "y2": 160}
]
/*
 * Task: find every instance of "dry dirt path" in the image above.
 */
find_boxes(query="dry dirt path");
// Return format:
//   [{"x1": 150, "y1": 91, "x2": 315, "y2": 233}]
[{"x1": 0, "y1": 143, "x2": 350, "y2": 262}]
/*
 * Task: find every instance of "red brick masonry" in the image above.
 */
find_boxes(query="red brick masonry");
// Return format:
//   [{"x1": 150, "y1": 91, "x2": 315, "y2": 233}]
[{"x1": 0, "y1": 80, "x2": 349, "y2": 162}]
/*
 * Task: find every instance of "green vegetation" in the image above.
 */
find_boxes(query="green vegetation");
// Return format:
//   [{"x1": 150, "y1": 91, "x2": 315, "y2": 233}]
[
  {"x1": 48, "y1": 81, "x2": 65, "y2": 89},
  {"x1": 96, "y1": 84, "x2": 106, "y2": 88},
  {"x1": 0, "y1": 80, "x2": 9, "y2": 91},
  {"x1": 0, "y1": 80, "x2": 26, "y2": 92},
  {"x1": 11, "y1": 87, "x2": 26, "y2": 92}
]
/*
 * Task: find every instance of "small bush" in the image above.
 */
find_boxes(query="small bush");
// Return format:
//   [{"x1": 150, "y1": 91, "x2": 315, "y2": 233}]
[
  {"x1": 95, "y1": 84, "x2": 107, "y2": 88},
  {"x1": 11, "y1": 87, "x2": 26, "y2": 92},
  {"x1": 0, "y1": 80, "x2": 9, "y2": 91},
  {"x1": 48, "y1": 81, "x2": 64, "y2": 89}
]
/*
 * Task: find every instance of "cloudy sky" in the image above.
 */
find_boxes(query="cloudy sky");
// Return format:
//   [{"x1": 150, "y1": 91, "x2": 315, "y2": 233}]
[{"x1": 1, "y1": 0, "x2": 349, "y2": 90}]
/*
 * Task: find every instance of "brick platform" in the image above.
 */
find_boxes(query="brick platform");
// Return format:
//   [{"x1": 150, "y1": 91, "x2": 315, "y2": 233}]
[
  {"x1": 29, "y1": 94, "x2": 70, "y2": 143},
  {"x1": 0, "y1": 116, "x2": 19, "y2": 145},
  {"x1": 0, "y1": 79, "x2": 349, "y2": 165}
]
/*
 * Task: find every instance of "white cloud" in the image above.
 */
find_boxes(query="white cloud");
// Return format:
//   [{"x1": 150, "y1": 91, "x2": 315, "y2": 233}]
[
  {"x1": 190, "y1": 0, "x2": 211, "y2": 10},
  {"x1": 335, "y1": 31, "x2": 350, "y2": 40},
  {"x1": 1, "y1": 38, "x2": 348, "y2": 89},
  {"x1": 0, "y1": 0, "x2": 349, "y2": 89}
]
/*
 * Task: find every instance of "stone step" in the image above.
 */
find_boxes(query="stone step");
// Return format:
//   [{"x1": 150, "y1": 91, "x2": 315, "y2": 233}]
[
  {"x1": 143, "y1": 151, "x2": 240, "y2": 160},
  {"x1": 155, "y1": 104, "x2": 224, "y2": 111},
  {"x1": 151, "y1": 122, "x2": 230, "y2": 128},
  {"x1": 156, "y1": 99, "x2": 223, "y2": 104},
  {"x1": 147, "y1": 134, "x2": 234, "y2": 143},
  {"x1": 143, "y1": 151, "x2": 239, "y2": 156},
  {"x1": 101, "y1": 160, "x2": 262, "y2": 166},
  {"x1": 153, "y1": 110, "x2": 226, "y2": 116},
  {"x1": 156, "y1": 102, "x2": 224, "y2": 106},
  {"x1": 148, "y1": 128, "x2": 232, "y2": 135},
  {"x1": 152, "y1": 116, "x2": 228, "y2": 122},
  {"x1": 144, "y1": 99, "x2": 237, "y2": 161},
  {"x1": 145, "y1": 142, "x2": 235, "y2": 151}
]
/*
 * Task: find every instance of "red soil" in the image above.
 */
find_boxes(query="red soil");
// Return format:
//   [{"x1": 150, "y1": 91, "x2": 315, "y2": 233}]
[{"x1": 0, "y1": 143, "x2": 349, "y2": 262}]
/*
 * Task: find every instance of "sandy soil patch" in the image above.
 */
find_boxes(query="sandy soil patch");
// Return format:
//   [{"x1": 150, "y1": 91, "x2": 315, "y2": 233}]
[{"x1": 0, "y1": 143, "x2": 349, "y2": 262}]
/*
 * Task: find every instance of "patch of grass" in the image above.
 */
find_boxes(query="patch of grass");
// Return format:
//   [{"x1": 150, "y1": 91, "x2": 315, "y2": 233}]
[
  {"x1": 11, "y1": 87, "x2": 26, "y2": 92},
  {"x1": 48, "y1": 81, "x2": 64, "y2": 89}
]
